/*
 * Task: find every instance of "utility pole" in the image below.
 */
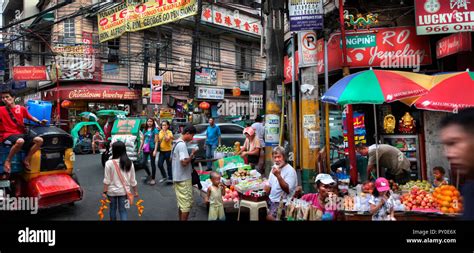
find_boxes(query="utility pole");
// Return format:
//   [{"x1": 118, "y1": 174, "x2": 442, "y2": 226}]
[
  {"x1": 338, "y1": 0, "x2": 357, "y2": 185},
  {"x1": 263, "y1": 0, "x2": 285, "y2": 177},
  {"x1": 143, "y1": 42, "x2": 149, "y2": 91},
  {"x1": 189, "y1": 0, "x2": 203, "y2": 99},
  {"x1": 155, "y1": 27, "x2": 160, "y2": 76}
]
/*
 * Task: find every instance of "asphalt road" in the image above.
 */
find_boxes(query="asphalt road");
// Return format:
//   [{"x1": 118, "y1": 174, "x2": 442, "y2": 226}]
[{"x1": 2, "y1": 154, "x2": 210, "y2": 221}]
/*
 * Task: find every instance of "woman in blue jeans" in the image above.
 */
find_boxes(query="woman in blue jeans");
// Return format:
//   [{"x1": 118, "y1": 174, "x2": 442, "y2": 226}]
[
  {"x1": 156, "y1": 120, "x2": 173, "y2": 183},
  {"x1": 102, "y1": 141, "x2": 138, "y2": 221},
  {"x1": 139, "y1": 118, "x2": 159, "y2": 185}
]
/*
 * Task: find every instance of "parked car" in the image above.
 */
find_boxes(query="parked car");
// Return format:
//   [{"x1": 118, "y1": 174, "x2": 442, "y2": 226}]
[{"x1": 187, "y1": 123, "x2": 246, "y2": 160}]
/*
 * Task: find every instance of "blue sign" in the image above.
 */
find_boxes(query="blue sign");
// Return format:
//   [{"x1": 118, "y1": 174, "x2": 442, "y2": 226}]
[{"x1": 288, "y1": 0, "x2": 324, "y2": 31}]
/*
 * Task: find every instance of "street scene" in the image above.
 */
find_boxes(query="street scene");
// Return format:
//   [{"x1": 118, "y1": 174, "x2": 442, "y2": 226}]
[{"x1": 0, "y1": 0, "x2": 473, "y2": 225}]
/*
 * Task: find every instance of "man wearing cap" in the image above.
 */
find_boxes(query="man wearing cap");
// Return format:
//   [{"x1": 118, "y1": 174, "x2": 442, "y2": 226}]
[
  {"x1": 301, "y1": 174, "x2": 338, "y2": 220},
  {"x1": 356, "y1": 144, "x2": 411, "y2": 184},
  {"x1": 237, "y1": 126, "x2": 261, "y2": 169},
  {"x1": 264, "y1": 146, "x2": 298, "y2": 221}
]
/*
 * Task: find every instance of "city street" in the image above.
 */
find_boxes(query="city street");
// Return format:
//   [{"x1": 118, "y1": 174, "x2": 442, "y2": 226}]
[{"x1": 5, "y1": 154, "x2": 209, "y2": 221}]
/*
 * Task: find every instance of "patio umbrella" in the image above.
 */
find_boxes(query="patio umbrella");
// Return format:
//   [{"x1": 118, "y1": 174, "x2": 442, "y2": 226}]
[
  {"x1": 412, "y1": 71, "x2": 474, "y2": 112},
  {"x1": 96, "y1": 110, "x2": 129, "y2": 117},
  {"x1": 78, "y1": 112, "x2": 98, "y2": 121},
  {"x1": 322, "y1": 69, "x2": 432, "y2": 177}
]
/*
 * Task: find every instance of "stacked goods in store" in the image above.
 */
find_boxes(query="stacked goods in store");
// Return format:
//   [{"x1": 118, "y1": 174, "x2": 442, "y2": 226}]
[
  {"x1": 400, "y1": 180, "x2": 433, "y2": 193},
  {"x1": 354, "y1": 193, "x2": 371, "y2": 212},
  {"x1": 400, "y1": 187, "x2": 438, "y2": 211},
  {"x1": 233, "y1": 169, "x2": 250, "y2": 179},
  {"x1": 110, "y1": 135, "x2": 138, "y2": 161},
  {"x1": 234, "y1": 179, "x2": 266, "y2": 193},
  {"x1": 222, "y1": 186, "x2": 239, "y2": 203},
  {"x1": 433, "y1": 185, "x2": 463, "y2": 214},
  {"x1": 343, "y1": 196, "x2": 354, "y2": 211}
]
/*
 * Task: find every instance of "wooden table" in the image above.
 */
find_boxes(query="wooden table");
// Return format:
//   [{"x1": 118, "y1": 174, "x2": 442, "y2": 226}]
[{"x1": 343, "y1": 211, "x2": 460, "y2": 221}]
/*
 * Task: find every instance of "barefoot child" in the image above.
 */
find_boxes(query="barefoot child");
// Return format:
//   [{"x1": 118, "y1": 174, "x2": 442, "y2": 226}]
[{"x1": 205, "y1": 172, "x2": 226, "y2": 221}]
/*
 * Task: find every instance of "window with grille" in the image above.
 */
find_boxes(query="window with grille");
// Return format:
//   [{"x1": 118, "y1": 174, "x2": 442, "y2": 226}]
[
  {"x1": 197, "y1": 32, "x2": 220, "y2": 64},
  {"x1": 64, "y1": 18, "x2": 75, "y2": 38},
  {"x1": 160, "y1": 30, "x2": 173, "y2": 65},
  {"x1": 236, "y1": 39, "x2": 254, "y2": 71},
  {"x1": 107, "y1": 38, "x2": 120, "y2": 63}
]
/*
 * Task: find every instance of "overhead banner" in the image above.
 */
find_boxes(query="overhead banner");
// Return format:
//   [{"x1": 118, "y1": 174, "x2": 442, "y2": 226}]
[
  {"x1": 288, "y1": 0, "x2": 324, "y2": 31},
  {"x1": 150, "y1": 76, "x2": 163, "y2": 104},
  {"x1": 436, "y1": 32, "x2": 472, "y2": 58},
  {"x1": 316, "y1": 27, "x2": 432, "y2": 73},
  {"x1": 98, "y1": 0, "x2": 198, "y2": 43},
  {"x1": 415, "y1": 0, "x2": 474, "y2": 35},
  {"x1": 298, "y1": 31, "x2": 318, "y2": 67}
]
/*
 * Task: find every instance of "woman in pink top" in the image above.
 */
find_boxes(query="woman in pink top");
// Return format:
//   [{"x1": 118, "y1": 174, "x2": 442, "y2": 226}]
[{"x1": 301, "y1": 173, "x2": 338, "y2": 220}]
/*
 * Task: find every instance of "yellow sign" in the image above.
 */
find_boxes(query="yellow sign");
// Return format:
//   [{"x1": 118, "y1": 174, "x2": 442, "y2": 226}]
[{"x1": 98, "y1": 0, "x2": 198, "y2": 43}]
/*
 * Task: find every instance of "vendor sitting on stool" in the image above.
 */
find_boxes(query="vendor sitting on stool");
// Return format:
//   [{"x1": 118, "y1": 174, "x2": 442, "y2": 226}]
[{"x1": 237, "y1": 127, "x2": 261, "y2": 170}]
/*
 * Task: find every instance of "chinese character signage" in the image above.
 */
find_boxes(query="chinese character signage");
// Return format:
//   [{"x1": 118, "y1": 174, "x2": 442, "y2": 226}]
[
  {"x1": 415, "y1": 0, "x2": 474, "y2": 35},
  {"x1": 436, "y1": 32, "x2": 472, "y2": 58},
  {"x1": 197, "y1": 87, "x2": 224, "y2": 100},
  {"x1": 195, "y1": 67, "x2": 218, "y2": 85},
  {"x1": 151, "y1": 76, "x2": 163, "y2": 104},
  {"x1": 288, "y1": 0, "x2": 324, "y2": 31},
  {"x1": 98, "y1": 0, "x2": 198, "y2": 43},
  {"x1": 201, "y1": 4, "x2": 261, "y2": 36}
]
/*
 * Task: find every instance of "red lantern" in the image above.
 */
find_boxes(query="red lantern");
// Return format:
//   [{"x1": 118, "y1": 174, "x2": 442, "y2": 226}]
[
  {"x1": 61, "y1": 100, "x2": 72, "y2": 108},
  {"x1": 199, "y1": 102, "x2": 210, "y2": 110},
  {"x1": 232, "y1": 87, "x2": 241, "y2": 97}
]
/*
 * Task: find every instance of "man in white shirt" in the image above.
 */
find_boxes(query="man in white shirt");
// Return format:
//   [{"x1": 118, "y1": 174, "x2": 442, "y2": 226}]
[
  {"x1": 172, "y1": 125, "x2": 197, "y2": 221},
  {"x1": 264, "y1": 146, "x2": 298, "y2": 221}
]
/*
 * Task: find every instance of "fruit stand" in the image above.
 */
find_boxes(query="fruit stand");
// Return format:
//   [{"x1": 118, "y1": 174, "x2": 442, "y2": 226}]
[
  {"x1": 339, "y1": 180, "x2": 463, "y2": 221},
  {"x1": 197, "y1": 155, "x2": 268, "y2": 216}
]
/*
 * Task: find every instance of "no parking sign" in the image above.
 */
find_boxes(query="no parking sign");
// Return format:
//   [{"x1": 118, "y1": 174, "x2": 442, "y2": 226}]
[{"x1": 298, "y1": 31, "x2": 319, "y2": 67}]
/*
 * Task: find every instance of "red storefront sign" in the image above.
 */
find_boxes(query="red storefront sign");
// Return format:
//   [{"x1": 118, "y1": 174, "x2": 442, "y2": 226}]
[
  {"x1": 316, "y1": 27, "x2": 432, "y2": 73},
  {"x1": 284, "y1": 51, "x2": 299, "y2": 84},
  {"x1": 13, "y1": 66, "x2": 47, "y2": 81},
  {"x1": 436, "y1": 32, "x2": 472, "y2": 58},
  {"x1": 415, "y1": 0, "x2": 474, "y2": 35},
  {"x1": 42, "y1": 85, "x2": 140, "y2": 100}
]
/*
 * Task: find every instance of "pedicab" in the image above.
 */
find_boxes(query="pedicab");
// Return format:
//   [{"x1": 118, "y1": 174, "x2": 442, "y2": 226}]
[
  {"x1": 101, "y1": 117, "x2": 145, "y2": 171},
  {"x1": 71, "y1": 121, "x2": 105, "y2": 154},
  {"x1": 0, "y1": 123, "x2": 83, "y2": 209}
]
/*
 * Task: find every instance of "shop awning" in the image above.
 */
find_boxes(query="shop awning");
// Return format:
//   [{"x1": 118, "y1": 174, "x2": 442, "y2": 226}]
[
  {"x1": 42, "y1": 84, "x2": 141, "y2": 101},
  {"x1": 170, "y1": 95, "x2": 189, "y2": 101}
]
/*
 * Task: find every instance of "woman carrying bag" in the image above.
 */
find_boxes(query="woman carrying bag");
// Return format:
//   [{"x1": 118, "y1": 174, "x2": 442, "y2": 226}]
[
  {"x1": 102, "y1": 141, "x2": 138, "y2": 221},
  {"x1": 139, "y1": 118, "x2": 159, "y2": 185}
]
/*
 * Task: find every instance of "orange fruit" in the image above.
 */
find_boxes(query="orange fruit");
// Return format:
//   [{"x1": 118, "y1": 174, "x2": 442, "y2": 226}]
[
  {"x1": 441, "y1": 207, "x2": 448, "y2": 213},
  {"x1": 442, "y1": 201, "x2": 451, "y2": 207},
  {"x1": 448, "y1": 208, "x2": 455, "y2": 213},
  {"x1": 453, "y1": 190, "x2": 460, "y2": 197},
  {"x1": 448, "y1": 185, "x2": 456, "y2": 191},
  {"x1": 433, "y1": 192, "x2": 438, "y2": 198},
  {"x1": 444, "y1": 196, "x2": 452, "y2": 203},
  {"x1": 443, "y1": 190, "x2": 454, "y2": 197}
]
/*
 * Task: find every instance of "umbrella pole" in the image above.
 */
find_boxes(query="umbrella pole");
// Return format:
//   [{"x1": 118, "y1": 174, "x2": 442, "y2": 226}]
[
  {"x1": 374, "y1": 104, "x2": 380, "y2": 178},
  {"x1": 456, "y1": 169, "x2": 460, "y2": 189}
]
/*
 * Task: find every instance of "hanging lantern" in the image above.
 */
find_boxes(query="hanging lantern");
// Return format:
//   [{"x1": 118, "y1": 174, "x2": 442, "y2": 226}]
[
  {"x1": 232, "y1": 87, "x2": 241, "y2": 97},
  {"x1": 199, "y1": 101, "x2": 210, "y2": 110},
  {"x1": 61, "y1": 100, "x2": 73, "y2": 108}
]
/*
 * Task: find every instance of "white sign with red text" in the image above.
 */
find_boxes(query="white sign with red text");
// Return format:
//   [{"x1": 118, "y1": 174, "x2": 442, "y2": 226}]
[
  {"x1": 415, "y1": 0, "x2": 474, "y2": 35},
  {"x1": 201, "y1": 4, "x2": 261, "y2": 36},
  {"x1": 298, "y1": 31, "x2": 319, "y2": 67}
]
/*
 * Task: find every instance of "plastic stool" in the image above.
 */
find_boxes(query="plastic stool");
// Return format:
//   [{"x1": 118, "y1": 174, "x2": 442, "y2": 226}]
[{"x1": 237, "y1": 200, "x2": 268, "y2": 221}]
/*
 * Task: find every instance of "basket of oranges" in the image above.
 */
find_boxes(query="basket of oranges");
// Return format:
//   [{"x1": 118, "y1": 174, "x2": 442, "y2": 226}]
[{"x1": 432, "y1": 185, "x2": 463, "y2": 214}]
